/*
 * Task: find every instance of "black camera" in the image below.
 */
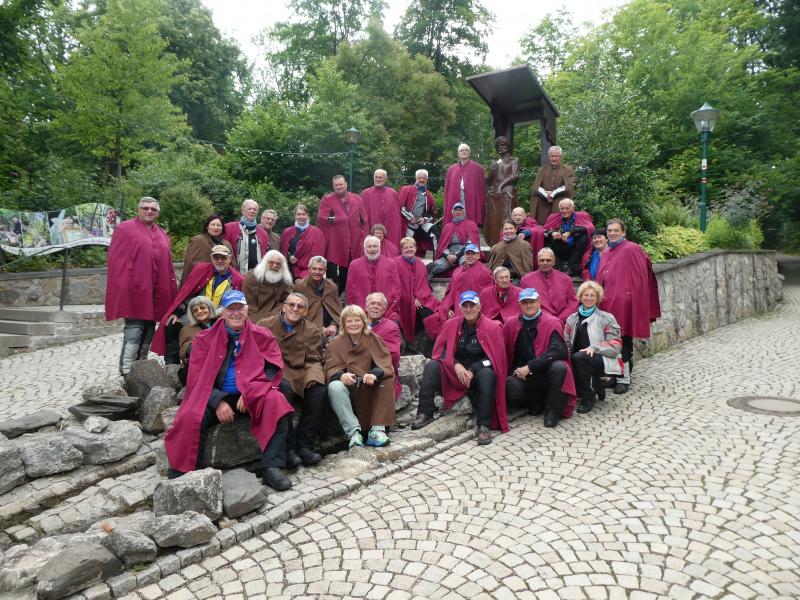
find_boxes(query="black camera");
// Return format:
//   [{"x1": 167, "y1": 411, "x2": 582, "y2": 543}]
[{"x1": 353, "y1": 376, "x2": 364, "y2": 388}]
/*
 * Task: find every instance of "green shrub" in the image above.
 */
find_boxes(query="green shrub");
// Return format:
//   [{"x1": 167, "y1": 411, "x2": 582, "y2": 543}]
[
  {"x1": 640, "y1": 225, "x2": 709, "y2": 263},
  {"x1": 158, "y1": 183, "x2": 215, "y2": 240},
  {"x1": 705, "y1": 216, "x2": 763, "y2": 250},
  {"x1": 653, "y1": 200, "x2": 694, "y2": 228}
]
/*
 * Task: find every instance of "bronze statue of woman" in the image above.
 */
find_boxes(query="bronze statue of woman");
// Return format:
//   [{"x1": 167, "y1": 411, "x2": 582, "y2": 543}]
[{"x1": 484, "y1": 136, "x2": 520, "y2": 246}]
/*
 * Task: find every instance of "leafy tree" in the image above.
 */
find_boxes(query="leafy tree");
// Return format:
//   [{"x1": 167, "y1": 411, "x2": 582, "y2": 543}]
[{"x1": 519, "y1": 10, "x2": 578, "y2": 80}]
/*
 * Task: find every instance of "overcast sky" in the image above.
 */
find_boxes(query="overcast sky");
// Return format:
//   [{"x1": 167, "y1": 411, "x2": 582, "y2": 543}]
[{"x1": 201, "y1": 0, "x2": 629, "y2": 72}]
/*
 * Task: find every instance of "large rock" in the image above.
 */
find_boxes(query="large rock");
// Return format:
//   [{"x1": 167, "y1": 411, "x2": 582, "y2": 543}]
[
  {"x1": 63, "y1": 420, "x2": 142, "y2": 464},
  {"x1": 69, "y1": 396, "x2": 139, "y2": 421},
  {"x1": 124, "y1": 359, "x2": 175, "y2": 399},
  {"x1": 12, "y1": 433, "x2": 83, "y2": 478},
  {"x1": 82, "y1": 378, "x2": 126, "y2": 402},
  {"x1": 203, "y1": 418, "x2": 261, "y2": 468},
  {"x1": 0, "y1": 410, "x2": 63, "y2": 439},
  {"x1": 147, "y1": 511, "x2": 217, "y2": 548},
  {"x1": 395, "y1": 384, "x2": 414, "y2": 412},
  {"x1": 0, "y1": 436, "x2": 25, "y2": 494},
  {"x1": 89, "y1": 510, "x2": 156, "y2": 536},
  {"x1": 139, "y1": 386, "x2": 177, "y2": 433},
  {"x1": 152, "y1": 468, "x2": 223, "y2": 520},
  {"x1": 36, "y1": 541, "x2": 122, "y2": 600},
  {"x1": 221, "y1": 469, "x2": 267, "y2": 518},
  {"x1": 102, "y1": 529, "x2": 157, "y2": 565}
]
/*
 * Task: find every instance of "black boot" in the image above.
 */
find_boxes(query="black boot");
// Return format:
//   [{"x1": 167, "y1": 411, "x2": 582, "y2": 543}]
[
  {"x1": 285, "y1": 449, "x2": 302, "y2": 470},
  {"x1": 262, "y1": 467, "x2": 292, "y2": 491},
  {"x1": 296, "y1": 447, "x2": 322, "y2": 466},
  {"x1": 577, "y1": 397, "x2": 594, "y2": 414},
  {"x1": 544, "y1": 409, "x2": 560, "y2": 428}
]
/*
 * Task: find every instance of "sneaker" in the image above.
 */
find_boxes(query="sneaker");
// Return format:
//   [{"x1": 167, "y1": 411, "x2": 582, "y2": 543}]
[
  {"x1": 348, "y1": 431, "x2": 364, "y2": 449},
  {"x1": 366, "y1": 429, "x2": 390, "y2": 447},
  {"x1": 476, "y1": 425, "x2": 492, "y2": 445}
]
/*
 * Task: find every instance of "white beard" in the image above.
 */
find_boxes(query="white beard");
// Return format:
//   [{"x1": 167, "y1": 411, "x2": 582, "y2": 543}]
[{"x1": 263, "y1": 268, "x2": 291, "y2": 285}]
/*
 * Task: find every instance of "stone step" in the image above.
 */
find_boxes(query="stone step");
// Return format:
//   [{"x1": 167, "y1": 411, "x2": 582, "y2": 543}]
[
  {"x1": 0, "y1": 320, "x2": 56, "y2": 336},
  {"x1": 0, "y1": 332, "x2": 31, "y2": 349},
  {"x1": 0, "y1": 306, "x2": 105, "y2": 323}
]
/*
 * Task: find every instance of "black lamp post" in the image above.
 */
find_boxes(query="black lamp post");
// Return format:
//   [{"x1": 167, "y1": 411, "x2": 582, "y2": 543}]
[
  {"x1": 690, "y1": 102, "x2": 721, "y2": 231},
  {"x1": 345, "y1": 127, "x2": 361, "y2": 190}
]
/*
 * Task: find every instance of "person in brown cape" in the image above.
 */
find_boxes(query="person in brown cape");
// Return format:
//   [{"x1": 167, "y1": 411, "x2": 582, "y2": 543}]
[
  {"x1": 292, "y1": 256, "x2": 342, "y2": 338},
  {"x1": 258, "y1": 292, "x2": 326, "y2": 468},
  {"x1": 532, "y1": 146, "x2": 575, "y2": 225},
  {"x1": 325, "y1": 305, "x2": 395, "y2": 449},
  {"x1": 488, "y1": 221, "x2": 534, "y2": 281},
  {"x1": 242, "y1": 250, "x2": 293, "y2": 322},
  {"x1": 484, "y1": 136, "x2": 520, "y2": 246},
  {"x1": 258, "y1": 209, "x2": 281, "y2": 253},
  {"x1": 181, "y1": 214, "x2": 235, "y2": 286},
  {"x1": 177, "y1": 296, "x2": 218, "y2": 386}
]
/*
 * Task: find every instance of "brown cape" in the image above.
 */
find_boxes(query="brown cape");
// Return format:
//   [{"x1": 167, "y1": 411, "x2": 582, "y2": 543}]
[
  {"x1": 258, "y1": 314, "x2": 325, "y2": 397},
  {"x1": 293, "y1": 276, "x2": 342, "y2": 331},
  {"x1": 531, "y1": 163, "x2": 575, "y2": 224},
  {"x1": 242, "y1": 272, "x2": 292, "y2": 323},
  {"x1": 488, "y1": 238, "x2": 534, "y2": 278}
]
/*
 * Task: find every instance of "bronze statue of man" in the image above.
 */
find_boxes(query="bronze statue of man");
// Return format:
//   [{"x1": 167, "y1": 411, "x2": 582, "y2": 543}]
[{"x1": 484, "y1": 136, "x2": 520, "y2": 246}]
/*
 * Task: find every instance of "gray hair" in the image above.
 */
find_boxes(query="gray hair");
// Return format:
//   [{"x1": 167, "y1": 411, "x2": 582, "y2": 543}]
[
  {"x1": 415, "y1": 169, "x2": 428, "y2": 178},
  {"x1": 493, "y1": 266, "x2": 511, "y2": 279},
  {"x1": 186, "y1": 296, "x2": 217, "y2": 326},
  {"x1": 285, "y1": 291, "x2": 309, "y2": 308},
  {"x1": 138, "y1": 196, "x2": 160, "y2": 209},
  {"x1": 548, "y1": 146, "x2": 563, "y2": 155},
  {"x1": 538, "y1": 247, "x2": 556, "y2": 260},
  {"x1": 458, "y1": 143, "x2": 470, "y2": 153},
  {"x1": 363, "y1": 235, "x2": 381, "y2": 250},
  {"x1": 558, "y1": 198, "x2": 575, "y2": 209},
  {"x1": 365, "y1": 292, "x2": 387, "y2": 308},
  {"x1": 309, "y1": 255, "x2": 327, "y2": 268},
  {"x1": 261, "y1": 209, "x2": 277, "y2": 218},
  {"x1": 374, "y1": 169, "x2": 387, "y2": 178}
]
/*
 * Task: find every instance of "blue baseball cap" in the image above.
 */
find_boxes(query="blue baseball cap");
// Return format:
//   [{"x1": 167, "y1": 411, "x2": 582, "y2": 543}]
[
  {"x1": 452, "y1": 202, "x2": 465, "y2": 211},
  {"x1": 221, "y1": 290, "x2": 247, "y2": 308},
  {"x1": 464, "y1": 243, "x2": 479, "y2": 253},
  {"x1": 459, "y1": 290, "x2": 480, "y2": 305},
  {"x1": 518, "y1": 288, "x2": 539, "y2": 302}
]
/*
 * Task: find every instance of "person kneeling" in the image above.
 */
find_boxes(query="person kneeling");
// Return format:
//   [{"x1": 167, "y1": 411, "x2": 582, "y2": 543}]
[
  {"x1": 326, "y1": 305, "x2": 396, "y2": 448},
  {"x1": 503, "y1": 288, "x2": 577, "y2": 427},
  {"x1": 411, "y1": 291, "x2": 508, "y2": 445},
  {"x1": 164, "y1": 290, "x2": 295, "y2": 491}
]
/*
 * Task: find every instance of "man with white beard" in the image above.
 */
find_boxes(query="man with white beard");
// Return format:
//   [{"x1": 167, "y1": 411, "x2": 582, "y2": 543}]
[
  {"x1": 243, "y1": 249, "x2": 293, "y2": 322},
  {"x1": 345, "y1": 236, "x2": 401, "y2": 322}
]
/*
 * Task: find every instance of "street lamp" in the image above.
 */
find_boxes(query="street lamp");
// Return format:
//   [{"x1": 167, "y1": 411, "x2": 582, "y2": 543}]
[
  {"x1": 690, "y1": 102, "x2": 721, "y2": 232},
  {"x1": 345, "y1": 127, "x2": 361, "y2": 190}
]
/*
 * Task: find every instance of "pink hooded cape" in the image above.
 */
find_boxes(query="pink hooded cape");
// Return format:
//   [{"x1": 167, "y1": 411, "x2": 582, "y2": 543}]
[
  {"x1": 478, "y1": 285, "x2": 522, "y2": 323},
  {"x1": 432, "y1": 315, "x2": 508, "y2": 432},
  {"x1": 444, "y1": 160, "x2": 486, "y2": 225},
  {"x1": 344, "y1": 255, "x2": 401, "y2": 322},
  {"x1": 370, "y1": 318, "x2": 402, "y2": 399},
  {"x1": 596, "y1": 239, "x2": 661, "y2": 338},
  {"x1": 434, "y1": 219, "x2": 483, "y2": 268},
  {"x1": 164, "y1": 318, "x2": 293, "y2": 473},
  {"x1": 503, "y1": 313, "x2": 577, "y2": 418},
  {"x1": 150, "y1": 263, "x2": 244, "y2": 356},
  {"x1": 379, "y1": 239, "x2": 399, "y2": 257},
  {"x1": 361, "y1": 186, "x2": 403, "y2": 248},
  {"x1": 279, "y1": 225, "x2": 325, "y2": 279},
  {"x1": 223, "y1": 221, "x2": 272, "y2": 263},
  {"x1": 397, "y1": 185, "x2": 436, "y2": 257},
  {"x1": 393, "y1": 255, "x2": 440, "y2": 342},
  {"x1": 520, "y1": 269, "x2": 578, "y2": 325},
  {"x1": 316, "y1": 192, "x2": 367, "y2": 267},
  {"x1": 105, "y1": 218, "x2": 177, "y2": 322},
  {"x1": 543, "y1": 210, "x2": 596, "y2": 269},
  {"x1": 423, "y1": 261, "x2": 493, "y2": 339}
]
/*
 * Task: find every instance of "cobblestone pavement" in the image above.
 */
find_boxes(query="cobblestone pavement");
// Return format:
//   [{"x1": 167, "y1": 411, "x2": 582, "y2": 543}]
[{"x1": 108, "y1": 284, "x2": 800, "y2": 600}]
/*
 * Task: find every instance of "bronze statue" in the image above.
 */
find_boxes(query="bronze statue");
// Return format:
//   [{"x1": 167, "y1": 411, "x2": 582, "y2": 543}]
[{"x1": 484, "y1": 136, "x2": 520, "y2": 246}]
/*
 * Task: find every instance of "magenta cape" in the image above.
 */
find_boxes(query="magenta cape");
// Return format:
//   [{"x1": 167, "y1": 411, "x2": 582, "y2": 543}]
[
  {"x1": 150, "y1": 263, "x2": 244, "y2": 356},
  {"x1": 361, "y1": 186, "x2": 403, "y2": 248},
  {"x1": 223, "y1": 221, "x2": 272, "y2": 263},
  {"x1": 478, "y1": 285, "x2": 522, "y2": 323},
  {"x1": 279, "y1": 225, "x2": 325, "y2": 279},
  {"x1": 105, "y1": 218, "x2": 177, "y2": 322},
  {"x1": 371, "y1": 318, "x2": 402, "y2": 399},
  {"x1": 520, "y1": 269, "x2": 578, "y2": 325},
  {"x1": 397, "y1": 185, "x2": 436, "y2": 256},
  {"x1": 393, "y1": 255, "x2": 440, "y2": 342},
  {"x1": 596, "y1": 239, "x2": 660, "y2": 338},
  {"x1": 423, "y1": 261, "x2": 493, "y2": 338},
  {"x1": 316, "y1": 192, "x2": 367, "y2": 267},
  {"x1": 344, "y1": 255, "x2": 401, "y2": 322},
  {"x1": 543, "y1": 211, "x2": 596, "y2": 268},
  {"x1": 164, "y1": 319, "x2": 293, "y2": 473},
  {"x1": 433, "y1": 315, "x2": 508, "y2": 432},
  {"x1": 379, "y1": 239, "x2": 399, "y2": 257},
  {"x1": 444, "y1": 160, "x2": 486, "y2": 225},
  {"x1": 435, "y1": 219, "x2": 482, "y2": 265},
  {"x1": 503, "y1": 313, "x2": 577, "y2": 418}
]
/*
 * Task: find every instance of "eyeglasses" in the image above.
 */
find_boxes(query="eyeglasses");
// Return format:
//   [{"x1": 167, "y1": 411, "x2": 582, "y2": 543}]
[
  {"x1": 283, "y1": 302, "x2": 306, "y2": 310},
  {"x1": 139, "y1": 207, "x2": 159, "y2": 212},
  {"x1": 211, "y1": 255, "x2": 228, "y2": 260}
]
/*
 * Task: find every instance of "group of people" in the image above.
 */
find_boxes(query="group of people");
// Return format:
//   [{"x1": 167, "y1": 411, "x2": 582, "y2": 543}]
[{"x1": 105, "y1": 143, "x2": 659, "y2": 491}]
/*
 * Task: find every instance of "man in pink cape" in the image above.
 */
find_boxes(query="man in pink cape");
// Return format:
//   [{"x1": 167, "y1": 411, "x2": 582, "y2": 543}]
[
  {"x1": 479, "y1": 266, "x2": 522, "y2": 324},
  {"x1": 361, "y1": 169, "x2": 403, "y2": 249},
  {"x1": 224, "y1": 198, "x2": 272, "y2": 274},
  {"x1": 106, "y1": 196, "x2": 177, "y2": 375},
  {"x1": 503, "y1": 288, "x2": 577, "y2": 428},
  {"x1": 542, "y1": 198, "x2": 595, "y2": 277},
  {"x1": 596, "y1": 218, "x2": 661, "y2": 394},
  {"x1": 164, "y1": 290, "x2": 295, "y2": 491},
  {"x1": 510, "y1": 206, "x2": 544, "y2": 268},
  {"x1": 345, "y1": 236, "x2": 401, "y2": 322},
  {"x1": 317, "y1": 175, "x2": 367, "y2": 292},
  {"x1": 520, "y1": 248, "x2": 578, "y2": 324},
  {"x1": 411, "y1": 290, "x2": 508, "y2": 445},
  {"x1": 280, "y1": 204, "x2": 325, "y2": 279},
  {"x1": 394, "y1": 237, "x2": 440, "y2": 345},
  {"x1": 427, "y1": 203, "x2": 482, "y2": 280},
  {"x1": 366, "y1": 293, "x2": 402, "y2": 400},
  {"x1": 444, "y1": 143, "x2": 486, "y2": 226},
  {"x1": 397, "y1": 169, "x2": 437, "y2": 258}
]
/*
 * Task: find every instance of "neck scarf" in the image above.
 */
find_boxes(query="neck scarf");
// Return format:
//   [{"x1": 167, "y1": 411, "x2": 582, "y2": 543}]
[
  {"x1": 522, "y1": 309, "x2": 542, "y2": 321},
  {"x1": 294, "y1": 221, "x2": 309, "y2": 232},
  {"x1": 578, "y1": 304, "x2": 597, "y2": 317},
  {"x1": 403, "y1": 255, "x2": 415, "y2": 264},
  {"x1": 609, "y1": 238, "x2": 624, "y2": 249},
  {"x1": 453, "y1": 215, "x2": 465, "y2": 224},
  {"x1": 240, "y1": 217, "x2": 257, "y2": 231},
  {"x1": 416, "y1": 184, "x2": 427, "y2": 192}
]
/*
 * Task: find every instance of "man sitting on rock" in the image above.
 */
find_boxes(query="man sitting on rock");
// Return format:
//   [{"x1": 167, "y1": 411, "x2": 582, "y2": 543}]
[
  {"x1": 426, "y1": 202, "x2": 481, "y2": 281},
  {"x1": 542, "y1": 198, "x2": 594, "y2": 277},
  {"x1": 478, "y1": 266, "x2": 522, "y2": 324},
  {"x1": 520, "y1": 248, "x2": 578, "y2": 324},
  {"x1": 259, "y1": 292, "x2": 325, "y2": 468},
  {"x1": 345, "y1": 236, "x2": 401, "y2": 322},
  {"x1": 164, "y1": 290, "x2": 295, "y2": 491},
  {"x1": 293, "y1": 256, "x2": 342, "y2": 338}
]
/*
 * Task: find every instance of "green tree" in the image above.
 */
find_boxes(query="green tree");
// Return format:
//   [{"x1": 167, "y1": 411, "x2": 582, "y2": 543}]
[{"x1": 519, "y1": 10, "x2": 578, "y2": 80}]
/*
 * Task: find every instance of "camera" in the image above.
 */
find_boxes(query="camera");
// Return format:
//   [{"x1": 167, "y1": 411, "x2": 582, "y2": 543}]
[{"x1": 353, "y1": 376, "x2": 364, "y2": 388}]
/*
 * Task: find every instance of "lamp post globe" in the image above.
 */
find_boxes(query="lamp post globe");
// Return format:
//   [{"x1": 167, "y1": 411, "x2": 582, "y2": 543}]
[{"x1": 690, "y1": 103, "x2": 720, "y2": 232}]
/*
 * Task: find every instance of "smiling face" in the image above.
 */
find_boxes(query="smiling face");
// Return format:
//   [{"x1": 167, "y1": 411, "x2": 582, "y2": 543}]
[
  {"x1": 559, "y1": 202, "x2": 574, "y2": 220},
  {"x1": 502, "y1": 223, "x2": 516, "y2": 239},
  {"x1": 373, "y1": 171, "x2": 387, "y2": 188},
  {"x1": 607, "y1": 223, "x2": 624, "y2": 244},
  {"x1": 211, "y1": 253, "x2": 231, "y2": 272},
  {"x1": 364, "y1": 238, "x2": 380, "y2": 259},
  {"x1": 309, "y1": 261, "x2": 325, "y2": 282},
  {"x1": 593, "y1": 233, "x2": 608, "y2": 251},
  {"x1": 366, "y1": 296, "x2": 386, "y2": 321},
  {"x1": 520, "y1": 299, "x2": 540, "y2": 317},
  {"x1": 207, "y1": 218, "x2": 224, "y2": 237},
  {"x1": 452, "y1": 206, "x2": 465, "y2": 220},
  {"x1": 415, "y1": 172, "x2": 428, "y2": 186},
  {"x1": 282, "y1": 294, "x2": 308, "y2": 325},
  {"x1": 464, "y1": 250, "x2": 478, "y2": 266},
  {"x1": 511, "y1": 207, "x2": 526, "y2": 225},
  {"x1": 261, "y1": 211, "x2": 277, "y2": 230},
  {"x1": 460, "y1": 301, "x2": 480, "y2": 323},
  {"x1": 191, "y1": 303, "x2": 211, "y2": 324},
  {"x1": 580, "y1": 287, "x2": 599, "y2": 309},
  {"x1": 344, "y1": 315, "x2": 364, "y2": 336},
  {"x1": 294, "y1": 208, "x2": 308, "y2": 226},
  {"x1": 371, "y1": 228, "x2": 385, "y2": 241},
  {"x1": 222, "y1": 303, "x2": 248, "y2": 331},
  {"x1": 401, "y1": 240, "x2": 416, "y2": 258},
  {"x1": 267, "y1": 256, "x2": 283, "y2": 273},
  {"x1": 242, "y1": 200, "x2": 259, "y2": 221}
]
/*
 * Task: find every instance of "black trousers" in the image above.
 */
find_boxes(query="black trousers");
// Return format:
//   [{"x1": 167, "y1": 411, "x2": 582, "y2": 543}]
[
  {"x1": 505, "y1": 360, "x2": 568, "y2": 412},
  {"x1": 417, "y1": 360, "x2": 495, "y2": 427},
  {"x1": 326, "y1": 263, "x2": 349, "y2": 294},
  {"x1": 279, "y1": 380, "x2": 326, "y2": 451},
  {"x1": 570, "y1": 352, "x2": 605, "y2": 403},
  {"x1": 163, "y1": 321, "x2": 182, "y2": 365},
  {"x1": 546, "y1": 233, "x2": 587, "y2": 274},
  {"x1": 621, "y1": 335, "x2": 633, "y2": 366}
]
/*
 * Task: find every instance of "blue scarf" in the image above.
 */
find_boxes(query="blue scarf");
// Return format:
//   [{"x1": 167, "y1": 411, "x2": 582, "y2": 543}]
[
  {"x1": 240, "y1": 217, "x2": 257, "y2": 231},
  {"x1": 453, "y1": 215, "x2": 465, "y2": 223},
  {"x1": 403, "y1": 255, "x2": 415, "y2": 264},
  {"x1": 522, "y1": 309, "x2": 542, "y2": 321},
  {"x1": 416, "y1": 184, "x2": 427, "y2": 192},
  {"x1": 294, "y1": 221, "x2": 309, "y2": 232},
  {"x1": 578, "y1": 304, "x2": 597, "y2": 317},
  {"x1": 609, "y1": 238, "x2": 624, "y2": 249}
]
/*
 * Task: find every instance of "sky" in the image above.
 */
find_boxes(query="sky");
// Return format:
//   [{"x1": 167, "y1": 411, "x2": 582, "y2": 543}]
[{"x1": 200, "y1": 0, "x2": 629, "y2": 73}]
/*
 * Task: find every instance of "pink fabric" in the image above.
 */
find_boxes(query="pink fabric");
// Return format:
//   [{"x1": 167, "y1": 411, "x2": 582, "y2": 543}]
[
  {"x1": 423, "y1": 261, "x2": 493, "y2": 338},
  {"x1": 519, "y1": 269, "x2": 578, "y2": 325},
  {"x1": 503, "y1": 313, "x2": 577, "y2": 418},
  {"x1": 434, "y1": 219, "x2": 482, "y2": 264},
  {"x1": 478, "y1": 285, "x2": 522, "y2": 323},
  {"x1": 596, "y1": 239, "x2": 661, "y2": 338},
  {"x1": 543, "y1": 211, "x2": 596, "y2": 268},
  {"x1": 361, "y1": 186, "x2": 403, "y2": 248},
  {"x1": 150, "y1": 263, "x2": 244, "y2": 356},
  {"x1": 393, "y1": 255, "x2": 440, "y2": 342},
  {"x1": 105, "y1": 218, "x2": 177, "y2": 322},
  {"x1": 223, "y1": 221, "x2": 271, "y2": 263},
  {"x1": 279, "y1": 225, "x2": 325, "y2": 279},
  {"x1": 316, "y1": 192, "x2": 367, "y2": 267},
  {"x1": 444, "y1": 160, "x2": 486, "y2": 225},
  {"x1": 164, "y1": 319, "x2": 293, "y2": 473},
  {"x1": 510, "y1": 216, "x2": 545, "y2": 268},
  {"x1": 345, "y1": 255, "x2": 401, "y2": 321},
  {"x1": 432, "y1": 315, "x2": 508, "y2": 432},
  {"x1": 397, "y1": 185, "x2": 436, "y2": 257},
  {"x1": 370, "y1": 318, "x2": 402, "y2": 399},
  {"x1": 379, "y1": 239, "x2": 399, "y2": 257}
]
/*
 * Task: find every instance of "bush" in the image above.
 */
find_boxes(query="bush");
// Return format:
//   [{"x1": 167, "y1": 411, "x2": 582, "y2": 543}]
[
  {"x1": 640, "y1": 225, "x2": 709, "y2": 262},
  {"x1": 705, "y1": 216, "x2": 764, "y2": 250},
  {"x1": 158, "y1": 183, "x2": 215, "y2": 240},
  {"x1": 652, "y1": 199, "x2": 694, "y2": 228}
]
